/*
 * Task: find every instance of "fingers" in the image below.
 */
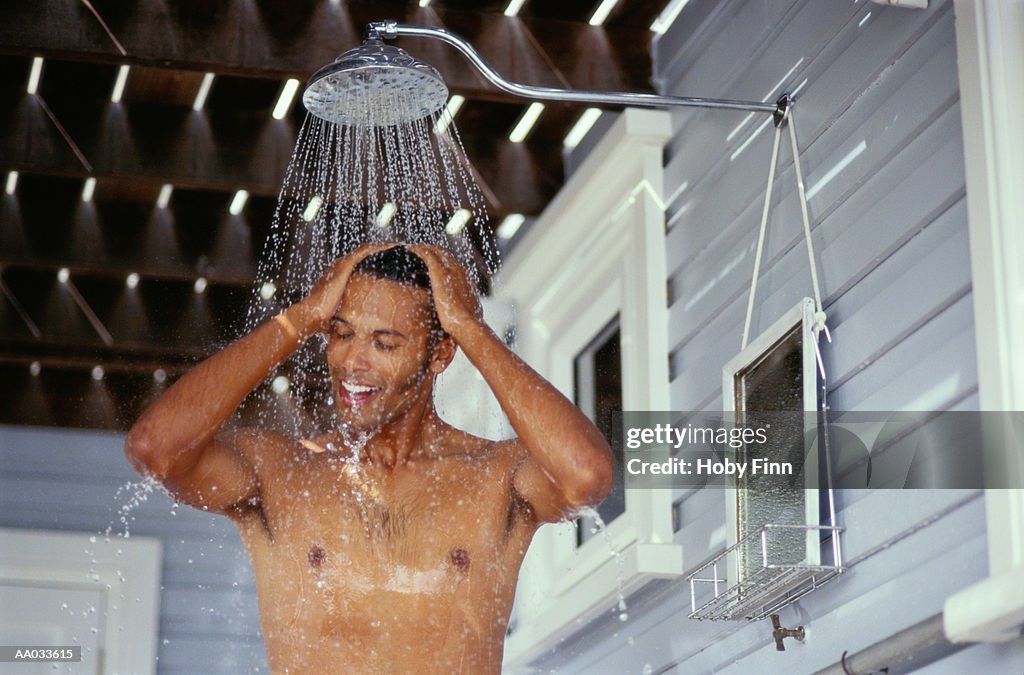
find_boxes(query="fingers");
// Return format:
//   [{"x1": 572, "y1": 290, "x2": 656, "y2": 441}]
[
  {"x1": 408, "y1": 245, "x2": 464, "y2": 282},
  {"x1": 412, "y1": 244, "x2": 458, "y2": 268},
  {"x1": 335, "y1": 242, "x2": 394, "y2": 271},
  {"x1": 311, "y1": 245, "x2": 393, "y2": 322},
  {"x1": 406, "y1": 245, "x2": 445, "y2": 282},
  {"x1": 408, "y1": 245, "x2": 482, "y2": 322}
]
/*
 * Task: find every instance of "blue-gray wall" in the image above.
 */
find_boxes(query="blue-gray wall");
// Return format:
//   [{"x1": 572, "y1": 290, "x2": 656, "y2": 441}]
[
  {"x1": 528, "y1": 0, "x2": 1024, "y2": 673},
  {"x1": 0, "y1": 425, "x2": 265, "y2": 674}
]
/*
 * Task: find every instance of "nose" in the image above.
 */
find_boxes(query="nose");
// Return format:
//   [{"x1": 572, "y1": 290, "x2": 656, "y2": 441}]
[{"x1": 335, "y1": 336, "x2": 370, "y2": 374}]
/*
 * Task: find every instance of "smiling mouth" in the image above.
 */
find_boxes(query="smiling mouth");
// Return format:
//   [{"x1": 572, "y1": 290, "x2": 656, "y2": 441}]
[{"x1": 338, "y1": 380, "x2": 382, "y2": 408}]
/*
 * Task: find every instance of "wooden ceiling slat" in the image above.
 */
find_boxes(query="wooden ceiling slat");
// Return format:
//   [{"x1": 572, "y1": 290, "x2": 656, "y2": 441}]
[{"x1": 124, "y1": 66, "x2": 207, "y2": 107}]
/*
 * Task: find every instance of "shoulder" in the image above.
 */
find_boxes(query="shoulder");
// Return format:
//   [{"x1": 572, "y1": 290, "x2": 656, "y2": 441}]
[
  {"x1": 434, "y1": 423, "x2": 522, "y2": 464},
  {"x1": 433, "y1": 429, "x2": 540, "y2": 526},
  {"x1": 435, "y1": 426, "x2": 534, "y2": 494},
  {"x1": 215, "y1": 427, "x2": 304, "y2": 468}
]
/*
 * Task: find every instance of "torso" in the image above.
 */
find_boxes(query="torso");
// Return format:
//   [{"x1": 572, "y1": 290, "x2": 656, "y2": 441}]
[{"x1": 231, "y1": 429, "x2": 538, "y2": 674}]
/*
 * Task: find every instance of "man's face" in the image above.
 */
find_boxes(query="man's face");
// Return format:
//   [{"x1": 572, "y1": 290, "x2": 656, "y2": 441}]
[{"x1": 326, "y1": 273, "x2": 440, "y2": 432}]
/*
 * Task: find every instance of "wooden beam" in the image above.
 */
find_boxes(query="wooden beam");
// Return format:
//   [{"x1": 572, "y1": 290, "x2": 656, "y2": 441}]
[{"x1": 0, "y1": 339, "x2": 206, "y2": 371}]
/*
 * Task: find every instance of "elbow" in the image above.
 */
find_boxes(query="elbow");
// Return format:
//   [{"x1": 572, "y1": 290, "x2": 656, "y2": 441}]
[
  {"x1": 124, "y1": 424, "x2": 170, "y2": 479},
  {"x1": 567, "y1": 449, "x2": 615, "y2": 510}
]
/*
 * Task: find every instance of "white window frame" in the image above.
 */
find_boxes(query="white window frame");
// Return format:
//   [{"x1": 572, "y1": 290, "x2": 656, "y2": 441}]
[
  {"x1": 944, "y1": 0, "x2": 1024, "y2": 644},
  {"x1": 0, "y1": 527, "x2": 163, "y2": 674},
  {"x1": 498, "y1": 109, "x2": 683, "y2": 666}
]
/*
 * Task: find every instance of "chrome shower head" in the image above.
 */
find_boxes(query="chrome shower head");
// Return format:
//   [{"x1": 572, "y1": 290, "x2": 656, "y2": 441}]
[{"x1": 302, "y1": 38, "x2": 449, "y2": 127}]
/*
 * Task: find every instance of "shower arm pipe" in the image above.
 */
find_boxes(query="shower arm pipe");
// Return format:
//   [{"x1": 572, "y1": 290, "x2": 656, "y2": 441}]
[{"x1": 368, "y1": 21, "x2": 792, "y2": 127}]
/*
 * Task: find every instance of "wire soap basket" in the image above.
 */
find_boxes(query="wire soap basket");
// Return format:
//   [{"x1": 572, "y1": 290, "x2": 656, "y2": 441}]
[{"x1": 687, "y1": 522, "x2": 844, "y2": 621}]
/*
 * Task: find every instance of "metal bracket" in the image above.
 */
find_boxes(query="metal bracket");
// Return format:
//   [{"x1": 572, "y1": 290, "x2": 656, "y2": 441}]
[
  {"x1": 773, "y1": 93, "x2": 793, "y2": 128},
  {"x1": 366, "y1": 20, "x2": 397, "y2": 41}
]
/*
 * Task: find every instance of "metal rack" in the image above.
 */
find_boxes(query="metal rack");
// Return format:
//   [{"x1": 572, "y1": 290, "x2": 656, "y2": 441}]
[{"x1": 688, "y1": 523, "x2": 845, "y2": 621}]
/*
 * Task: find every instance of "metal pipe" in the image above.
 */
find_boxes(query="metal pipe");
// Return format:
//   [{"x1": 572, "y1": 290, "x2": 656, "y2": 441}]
[
  {"x1": 812, "y1": 614, "x2": 947, "y2": 675},
  {"x1": 368, "y1": 21, "x2": 784, "y2": 118}
]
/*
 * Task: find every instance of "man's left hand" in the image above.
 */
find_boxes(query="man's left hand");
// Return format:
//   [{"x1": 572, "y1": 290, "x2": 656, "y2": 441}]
[{"x1": 408, "y1": 245, "x2": 483, "y2": 339}]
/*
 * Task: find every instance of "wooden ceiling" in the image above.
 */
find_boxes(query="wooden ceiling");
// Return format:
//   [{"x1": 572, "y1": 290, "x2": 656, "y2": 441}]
[{"x1": 0, "y1": 0, "x2": 665, "y2": 430}]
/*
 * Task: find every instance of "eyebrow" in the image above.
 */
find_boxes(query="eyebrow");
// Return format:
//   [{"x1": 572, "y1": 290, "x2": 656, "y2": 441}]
[{"x1": 330, "y1": 317, "x2": 407, "y2": 339}]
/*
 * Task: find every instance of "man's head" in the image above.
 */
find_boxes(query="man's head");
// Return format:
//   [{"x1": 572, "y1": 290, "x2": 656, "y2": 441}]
[
  {"x1": 351, "y1": 246, "x2": 448, "y2": 342},
  {"x1": 326, "y1": 246, "x2": 455, "y2": 431}
]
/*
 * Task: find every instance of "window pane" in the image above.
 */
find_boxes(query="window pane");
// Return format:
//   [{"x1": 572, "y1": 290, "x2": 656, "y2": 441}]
[{"x1": 574, "y1": 316, "x2": 624, "y2": 546}]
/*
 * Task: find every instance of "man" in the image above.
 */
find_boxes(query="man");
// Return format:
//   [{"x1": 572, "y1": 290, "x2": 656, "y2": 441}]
[{"x1": 125, "y1": 243, "x2": 614, "y2": 673}]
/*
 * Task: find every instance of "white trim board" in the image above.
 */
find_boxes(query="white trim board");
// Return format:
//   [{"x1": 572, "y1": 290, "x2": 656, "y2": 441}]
[
  {"x1": 944, "y1": 0, "x2": 1024, "y2": 644},
  {"x1": 0, "y1": 527, "x2": 162, "y2": 674},
  {"x1": 498, "y1": 108, "x2": 681, "y2": 667}
]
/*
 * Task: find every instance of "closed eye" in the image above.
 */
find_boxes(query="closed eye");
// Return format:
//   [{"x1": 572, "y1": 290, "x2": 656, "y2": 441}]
[
  {"x1": 333, "y1": 328, "x2": 354, "y2": 341},
  {"x1": 373, "y1": 338, "x2": 399, "y2": 351}
]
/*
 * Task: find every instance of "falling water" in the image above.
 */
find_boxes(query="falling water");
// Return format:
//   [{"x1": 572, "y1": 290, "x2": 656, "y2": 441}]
[
  {"x1": 112, "y1": 79, "x2": 501, "y2": 672},
  {"x1": 576, "y1": 506, "x2": 630, "y2": 622},
  {"x1": 242, "y1": 83, "x2": 497, "y2": 439}
]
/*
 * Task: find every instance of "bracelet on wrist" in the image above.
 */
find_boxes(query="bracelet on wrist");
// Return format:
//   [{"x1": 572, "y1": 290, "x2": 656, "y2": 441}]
[{"x1": 273, "y1": 312, "x2": 300, "y2": 341}]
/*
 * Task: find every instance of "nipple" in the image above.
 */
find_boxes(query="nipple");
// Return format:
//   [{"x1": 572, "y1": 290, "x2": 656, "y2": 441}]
[
  {"x1": 308, "y1": 545, "x2": 327, "y2": 569},
  {"x1": 449, "y1": 547, "x2": 470, "y2": 572}
]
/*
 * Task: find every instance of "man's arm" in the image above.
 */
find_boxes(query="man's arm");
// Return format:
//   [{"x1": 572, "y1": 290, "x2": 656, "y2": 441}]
[
  {"x1": 124, "y1": 244, "x2": 388, "y2": 515},
  {"x1": 412, "y1": 246, "x2": 614, "y2": 523}
]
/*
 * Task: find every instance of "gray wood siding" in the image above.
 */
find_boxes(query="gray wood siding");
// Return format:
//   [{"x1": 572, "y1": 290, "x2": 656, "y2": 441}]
[
  {"x1": 525, "y1": 1, "x2": 1018, "y2": 673},
  {"x1": 661, "y1": 1, "x2": 970, "y2": 412},
  {"x1": 0, "y1": 425, "x2": 266, "y2": 673}
]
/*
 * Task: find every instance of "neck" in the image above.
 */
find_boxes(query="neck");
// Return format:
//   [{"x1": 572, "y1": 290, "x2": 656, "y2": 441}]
[{"x1": 360, "y1": 387, "x2": 443, "y2": 467}]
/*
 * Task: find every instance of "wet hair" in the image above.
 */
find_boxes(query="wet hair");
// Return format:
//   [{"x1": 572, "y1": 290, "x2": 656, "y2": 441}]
[
  {"x1": 353, "y1": 246, "x2": 433, "y2": 291},
  {"x1": 353, "y1": 246, "x2": 448, "y2": 344}
]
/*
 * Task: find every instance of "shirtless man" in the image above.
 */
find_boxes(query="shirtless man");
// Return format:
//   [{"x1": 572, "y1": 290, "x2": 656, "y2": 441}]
[{"x1": 124, "y1": 243, "x2": 614, "y2": 673}]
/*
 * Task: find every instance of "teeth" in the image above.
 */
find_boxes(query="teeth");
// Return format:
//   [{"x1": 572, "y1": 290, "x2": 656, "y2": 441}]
[{"x1": 342, "y1": 381, "x2": 377, "y2": 394}]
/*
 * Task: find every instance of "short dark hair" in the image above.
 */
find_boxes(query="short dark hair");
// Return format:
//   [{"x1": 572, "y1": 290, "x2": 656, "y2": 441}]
[
  {"x1": 353, "y1": 245, "x2": 447, "y2": 344},
  {"x1": 353, "y1": 245, "x2": 432, "y2": 291}
]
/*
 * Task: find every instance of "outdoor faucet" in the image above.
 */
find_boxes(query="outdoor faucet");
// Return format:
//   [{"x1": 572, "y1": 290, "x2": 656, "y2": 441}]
[{"x1": 771, "y1": 614, "x2": 805, "y2": 651}]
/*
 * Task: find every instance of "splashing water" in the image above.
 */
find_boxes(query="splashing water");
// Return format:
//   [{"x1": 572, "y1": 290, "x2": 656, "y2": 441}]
[
  {"x1": 574, "y1": 506, "x2": 629, "y2": 622},
  {"x1": 83, "y1": 477, "x2": 165, "y2": 586},
  {"x1": 109, "y1": 475, "x2": 164, "y2": 538},
  {"x1": 82, "y1": 477, "x2": 171, "y2": 587}
]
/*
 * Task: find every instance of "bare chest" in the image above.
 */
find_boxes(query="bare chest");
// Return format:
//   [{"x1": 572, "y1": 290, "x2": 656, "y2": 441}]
[{"x1": 243, "y1": 453, "x2": 528, "y2": 585}]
